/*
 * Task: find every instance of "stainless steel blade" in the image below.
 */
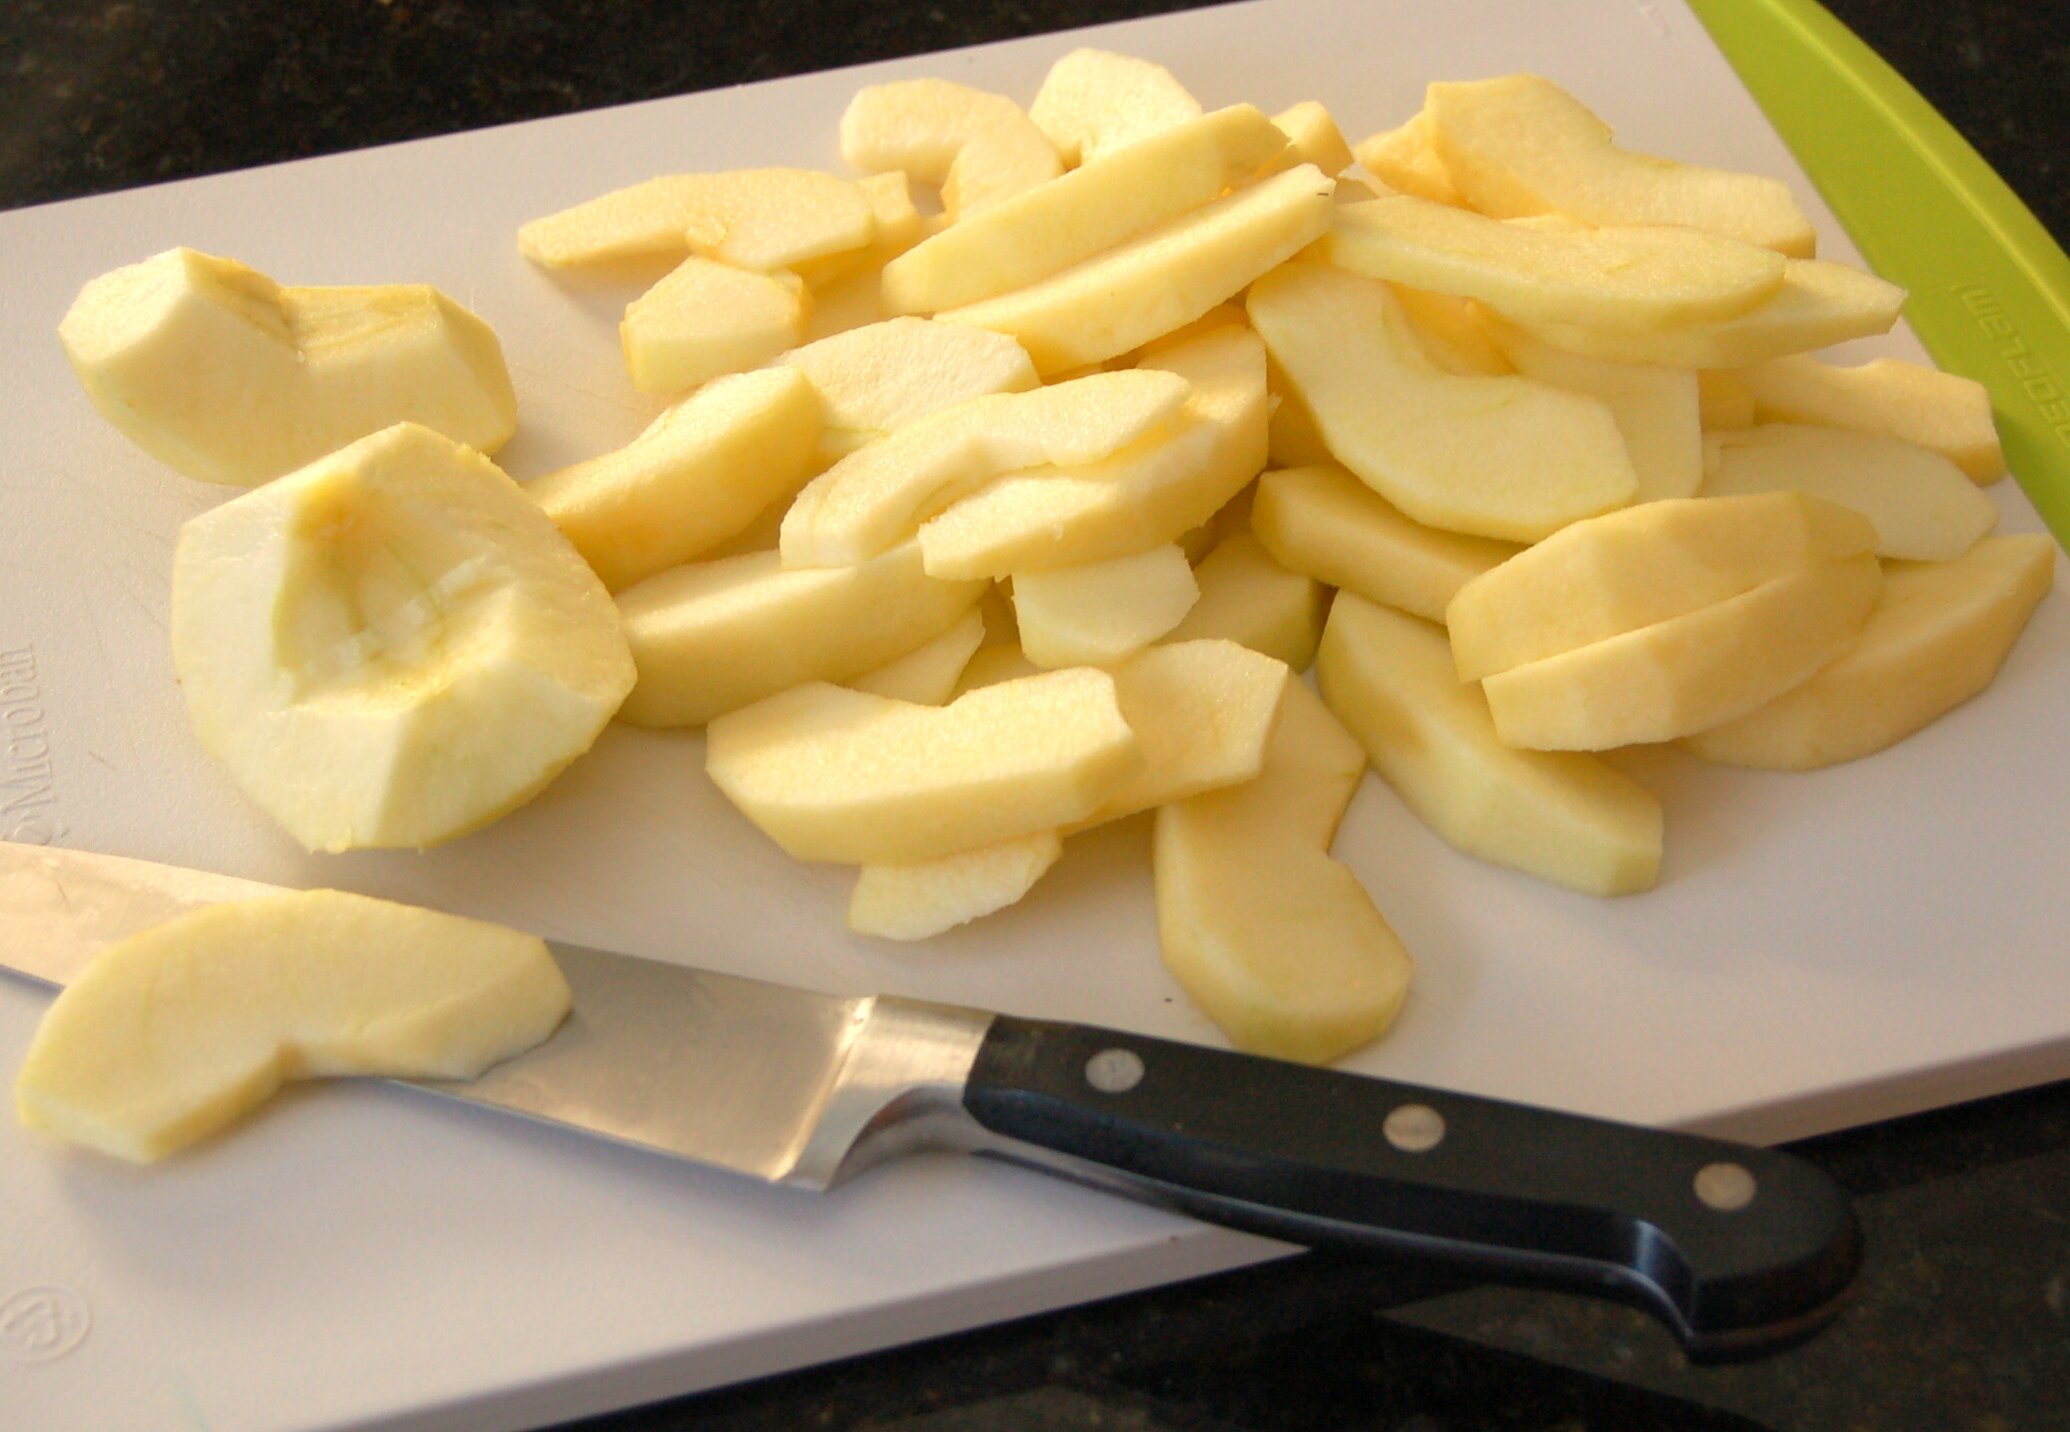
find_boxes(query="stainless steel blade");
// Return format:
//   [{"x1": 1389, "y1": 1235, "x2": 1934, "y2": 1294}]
[{"x1": 0, "y1": 841, "x2": 993, "y2": 1190}]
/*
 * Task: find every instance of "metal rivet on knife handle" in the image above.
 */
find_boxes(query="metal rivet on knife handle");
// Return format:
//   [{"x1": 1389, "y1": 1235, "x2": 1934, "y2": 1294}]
[
  {"x1": 1084, "y1": 1047, "x2": 1145, "y2": 1094},
  {"x1": 1383, "y1": 1103, "x2": 1446, "y2": 1153},
  {"x1": 1695, "y1": 1161, "x2": 1759, "y2": 1212}
]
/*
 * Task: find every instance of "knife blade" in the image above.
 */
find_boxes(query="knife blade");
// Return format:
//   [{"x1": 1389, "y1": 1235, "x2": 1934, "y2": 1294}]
[{"x1": 0, "y1": 839, "x2": 1858, "y2": 1361}]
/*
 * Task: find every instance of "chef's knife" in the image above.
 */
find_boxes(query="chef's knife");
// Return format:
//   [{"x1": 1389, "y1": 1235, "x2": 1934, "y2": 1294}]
[{"x1": 0, "y1": 840, "x2": 1858, "y2": 1362}]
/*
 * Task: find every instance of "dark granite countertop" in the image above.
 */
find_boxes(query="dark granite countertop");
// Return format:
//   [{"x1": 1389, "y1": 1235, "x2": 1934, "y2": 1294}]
[{"x1": 3, "y1": 3, "x2": 2067, "y2": 1429}]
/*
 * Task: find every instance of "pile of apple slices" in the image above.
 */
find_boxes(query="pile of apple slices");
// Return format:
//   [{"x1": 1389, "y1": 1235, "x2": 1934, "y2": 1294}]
[{"x1": 54, "y1": 51, "x2": 2057, "y2": 1070}]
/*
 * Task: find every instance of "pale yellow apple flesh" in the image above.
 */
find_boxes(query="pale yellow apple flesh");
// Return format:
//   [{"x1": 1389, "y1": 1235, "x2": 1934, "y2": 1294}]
[
  {"x1": 1165, "y1": 531, "x2": 1329, "y2": 671},
  {"x1": 620, "y1": 257, "x2": 806, "y2": 394},
  {"x1": 1353, "y1": 112, "x2": 1467, "y2": 206},
  {"x1": 1741, "y1": 355, "x2": 2007, "y2": 482},
  {"x1": 1326, "y1": 194, "x2": 1787, "y2": 330},
  {"x1": 1012, "y1": 545, "x2": 1200, "y2": 668},
  {"x1": 1699, "y1": 368, "x2": 1759, "y2": 430},
  {"x1": 1155, "y1": 681, "x2": 1412, "y2": 1064},
  {"x1": 882, "y1": 104, "x2": 1288, "y2": 315},
  {"x1": 1246, "y1": 260, "x2": 1637, "y2": 542},
  {"x1": 615, "y1": 542, "x2": 985, "y2": 727},
  {"x1": 1703, "y1": 424, "x2": 1998, "y2": 562},
  {"x1": 1425, "y1": 74, "x2": 1816, "y2": 257},
  {"x1": 1028, "y1": 48, "x2": 1202, "y2": 165},
  {"x1": 171, "y1": 423, "x2": 635, "y2": 852},
  {"x1": 1269, "y1": 101, "x2": 1356, "y2": 175},
  {"x1": 529, "y1": 365, "x2": 824, "y2": 592},
  {"x1": 518, "y1": 169, "x2": 876, "y2": 271},
  {"x1": 792, "y1": 170, "x2": 927, "y2": 289},
  {"x1": 1685, "y1": 535, "x2": 2057, "y2": 770},
  {"x1": 1394, "y1": 287, "x2": 1512, "y2": 377},
  {"x1": 779, "y1": 317, "x2": 1039, "y2": 459},
  {"x1": 1251, "y1": 462, "x2": 1519, "y2": 624},
  {"x1": 1316, "y1": 594, "x2": 1663, "y2": 896},
  {"x1": 1482, "y1": 552, "x2": 1883, "y2": 750},
  {"x1": 916, "y1": 325, "x2": 1270, "y2": 578},
  {"x1": 937, "y1": 164, "x2": 1336, "y2": 376},
  {"x1": 1446, "y1": 492, "x2": 1879, "y2": 681},
  {"x1": 15, "y1": 890, "x2": 570, "y2": 1164},
  {"x1": 779, "y1": 368, "x2": 1192, "y2": 567},
  {"x1": 840, "y1": 78, "x2": 1062, "y2": 220},
  {"x1": 60, "y1": 248, "x2": 517, "y2": 487},
  {"x1": 704, "y1": 669, "x2": 1141, "y2": 865},
  {"x1": 847, "y1": 608, "x2": 988, "y2": 705},
  {"x1": 849, "y1": 831, "x2": 1066, "y2": 941}
]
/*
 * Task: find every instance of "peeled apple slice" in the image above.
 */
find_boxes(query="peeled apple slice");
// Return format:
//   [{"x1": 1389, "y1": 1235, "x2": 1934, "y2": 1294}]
[
  {"x1": 1425, "y1": 74, "x2": 1816, "y2": 257},
  {"x1": 1316, "y1": 595, "x2": 1663, "y2": 897},
  {"x1": 1029, "y1": 48, "x2": 1202, "y2": 165},
  {"x1": 1325, "y1": 194, "x2": 1787, "y2": 330},
  {"x1": 1686, "y1": 535, "x2": 2057, "y2": 770},
  {"x1": 1154, "y1": 681, "x2": 1412, "y2": 1064},
  {"x1": 840, "y1": 78, "x2": 1062, "y2": 220},
  {"x1": 15, "y1": 890, "x2": 569, "y2": 1163},
  {"x1": 60, "y1": 247, "x2": 516, "y2": 487},
  {"x1": 1246, "y1": 259, "x2": 1637, "y2": 542},
  {"x1": 1012, "y1": 545, "x2": 1200, "y2": 668},
  {"x1": 171, "y1": 423, "x2": 636, "y2": 852},
  {"x1": 517, "y1": 168, "x2": 875, "y2": 271},
  {"x1": 1740, "y1": 354, "x2": 2006, "y2": 482},
  {"x1": 847, "y1": 608, "x2": 988, "y2": 705},
  {"x1": 778, "y1": 318, "x2": 1038, "y2": 458},
  {"x1": 1353, "y1": 112, "x2": 1467, "y2": 207},
  {"x1": 1270, "y1": 102, "x2": 1356, "y2": 176},
  {"x1": 620, "y1": 258, "x2": 806, "y2": 394},
  {"x1": 848, "y1": 831, "x2": 1065, "y2": 942},
  {"x1": 1164, "y1": 531, "x2": 1329, "y2": 672}
]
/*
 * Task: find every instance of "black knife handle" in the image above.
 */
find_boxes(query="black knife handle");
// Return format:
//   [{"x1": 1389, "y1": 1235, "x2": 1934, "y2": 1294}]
[{"x1": 960, "y1": 1016, "x2": 1859, "y2": 1361}]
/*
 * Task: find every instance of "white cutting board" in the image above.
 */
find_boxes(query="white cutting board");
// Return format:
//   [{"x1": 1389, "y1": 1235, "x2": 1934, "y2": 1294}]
[{"x1": 3, "y1": 1, "x2": 2067, "y2": 1427}]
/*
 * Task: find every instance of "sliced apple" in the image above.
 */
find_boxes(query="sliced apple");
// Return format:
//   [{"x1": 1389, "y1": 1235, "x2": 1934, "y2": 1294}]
[
  {"x1": 1513, "y1": 258, "x2": 1904, "y2": 369},
  {"x1": 1251, "y1": 462, "x2": 1520, "y2": 624},
  {"x1": 1155, "y1": 681, "x2": 1411, "y2": 1064},
  {"x1": 840, "y1": 78, "x2": 1062, "y2": 220},
  {"x1": 1686, "y1": 535, "x2": 2057, "y2": 770},
  {"x1": 779, "y1": 317, "x2": 1039, "y2": 460},
  {"x1": 848, "y1": 831, "x2": 1065, "y2": 941},
  {"x1": 59, "y1": 248, "x2": 516, "y2": 487},
  {"x1": 529, "y1": 365, "x2": 824, "y2": 592},
  {"x1": 1326, "y1": 194, "x2": 1787, "y2": 331},
  {"x1": 1247, "y1": 259, "x2": 1637, "y2": 541},
  {"x1": 171, "y1": 423, "x2": 635, "y2": 852},
  {"x1": 1012, "y1": 545, "x2": 1200, "y2": 668},
  {"x1": 616, "y1": 542, "x2": 985, "y2": 727},
  {"x1": 14, "y1": 889, "x2": 570, "y2": 1163},
  {"x1": 792, "y1": 170, "x2": 928, "y2": 289},
  {"x1": 916, "y1": 325, "x2": 1269, "y2": 578},
  {"x1": 779, "y1": 368, "x2": 1191, "y2": 567},
  {"x1": 882, "y1": 104, "x2": 1289, "y2": 314},
  {"x1": 1484, "y1": 320, "x2": 1702, "y2": 501},
  {"x1": 620, "y1": 258, "x2": 806, "y2": 394},
  {"x1": 1270, "y1": 101, "x2": 1356, "y2": 175},
  {"x1": 1165, "y1": 531, "x2": 1329, "y2": 671},
  {"x1": 704, "y1": 669, "x2": 1141, "y2": 865},
  {"x1": 1741, "y1": 354, "x2": 2006, "y2": 482},
  {"x1": 1703, "y1": 424, "x2": 1998, "y2": 562},
  {"x1": 1698, "y1": 367, "x2": 1758, "y2": 430},
  {"x1": 1446, "y1": 492, "x2": 1877, "y2": 681},
  {"x1": 1394, "y1": 286, "x2": 1512, "y2": 377},
  {"x1": 1028, "y1": 48, "x2": 1202, "y2": 165},
  {"x1": 1482, "y1": 553, "x2": 1883, "y2": 750},
  {"x1": 1425, "y1": 74, "x2": 1816, "y2": 257},
  {"x1": 938, "y1": 163, "x2": 1336, "y2": 376},
  {"x1": 518, "y1": 169, "x2": 875, "y2": 271},
  {"x1": 1353, "y1": 112, "x2": 1466, "y2": 206},
  {"x1": 847, "y1": 607, "x2": 988, "y2": 705},
  {"x1": 1316, "y1": 595, "x2": 1663, "y2": 896},
  {"x1": 1266, "y1": 348, "x2": 1337, "y2": 467}
]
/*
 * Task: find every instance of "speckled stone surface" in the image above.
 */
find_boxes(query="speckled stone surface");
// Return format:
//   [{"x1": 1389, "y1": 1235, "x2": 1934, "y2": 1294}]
[{"x1": 3, "y1": 4, "x2": 2067, "y2": 1429}]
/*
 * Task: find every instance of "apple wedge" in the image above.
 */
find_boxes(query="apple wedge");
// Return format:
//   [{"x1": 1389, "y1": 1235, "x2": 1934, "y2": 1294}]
[
  {"x1": 1317, "y1": 595, "x2": 1662, "y2": 896},
  {"x1": 1703, "y1": 424, "x2": 1998, "y2": 562},
  {"x1": 1699, "y1": 368, "x2": 1759, "y2": 430},
  {"x1": 1425, "y1": 74, "x2": 1816, "y2": 257},
  {"x1": 849, "y1": 831, "x2": 1066, "y2": 942},
  {"x1": 779, "y1": 318, "x2": 1038, "y2": 459},
  {"x1": 616, "y1": 541, "x2": 985, "y2": 727},
  {"x1": 1482, "y1": 552, "x2": 1883, "y2": 750},
  {"x1": 1252, "y1": 463, "x2": 1520, "y2": 624},
  {"x1": 779, "y1": 368, "x2": 1191, "y2": 567},
  {"x1": 847, "y1": 608, "x2": 988, "y2": 705},
  {"x1": 518, "y1": 168, "x2": 875, "y2": 271},
  {"x1": 1447, "y1": 492, "x2": 1878, "y2": 682},
  {"x1": 881, "y1": 104, "x2": 1289, "y2": 314},
  {"x1": 171, "y1": 423, "x2": 635, "y2": 852},
  {"x1": 1029, "y1": 48, "x2": 1202, "y2": 165},
  {"x1": 1686, "y1": 535, "x2": 2057, "y2": 770},
  {"x1": 1741, "y1": 354, "x2": 2006, "y2": 482},
  {"x1": 1325, "y1": 193, "x2": 1787, "y2": 330},
  {"x1": 60, "y1": 248, "x2": 516, "y2": 486},
  {"x1": 1247, "y1": 259, "x2": 1637, "y2": 542},
  {"x1": 620, "y1": 258, "x2": 806, "y2": 394},
  {"x1": 529, "y1": 365, "x2": 824, "y2": 592},
  {"x1": 840, "y1": 78, "x2": 1062, "y2": 220},
  {"x1": 1155, "y1": 681, "x2": 1412, "y2": 1064},
  {"x1": 1270, "y1": 101, "x2": 1356, "y2": 176},
  {"x1": 1394, "y1": 286, "x2": 1512, "y2": 377},
  {"x1": 1353, "y1": 112, "x2": 1467, "y2": 206},
  {"x1": 704, "y1": 669, "x2": 1141, "y2": 865},
  {"x1": 916, "y1": 325, "x2": 1269, "y2": 578},
  {"x1": 1165, "y1": 531, "x2": 1329, "y2": 672},
  {"x1": 937, "y1": 163, "x2": 1336, "y2": 376},
  {"x1": 14, "y1": 890, "x2": 570, "y2": 1163},
  {"x1": 1013, "y1": 546, "x2": 1199, "y2": 668}
]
